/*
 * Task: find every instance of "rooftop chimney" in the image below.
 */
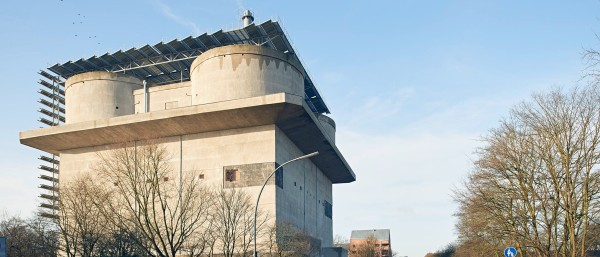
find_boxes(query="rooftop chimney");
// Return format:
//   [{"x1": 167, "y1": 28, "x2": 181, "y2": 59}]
[{"x1": 242, "y1": 10, "x2": 254, "y2": 27}]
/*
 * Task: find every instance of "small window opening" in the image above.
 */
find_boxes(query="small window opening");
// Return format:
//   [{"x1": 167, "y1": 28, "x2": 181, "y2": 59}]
[
  {"x1": 225, "y1": 169, "x2": 237, "y2": 182},
  {"x1": 275, "y1": 169, "x2": 283, "y2": 189},
  {"x1": 163, "y1": 177, "x2": 169, "y2": 182},
  {"x1": 324, "y1": 200, "x2": 332, "y2": 219}
]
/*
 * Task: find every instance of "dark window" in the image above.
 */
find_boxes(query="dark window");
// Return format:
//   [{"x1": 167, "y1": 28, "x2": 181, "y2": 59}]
[
  {"x1": 163, "y1": 177, "x2": 169, "y2": 182},
  {"x1": 199, "y1": 174, "x2": 205, "y2": 179},
  {"x1": 275, "y1": 168, "x2": 283, "y2": 189},
  {"x1": 324, "y1": 200, "x2": 332, "y2": 219},
  {"x1": 225, "y1": 169, "x2": 237, "y2": 182}
]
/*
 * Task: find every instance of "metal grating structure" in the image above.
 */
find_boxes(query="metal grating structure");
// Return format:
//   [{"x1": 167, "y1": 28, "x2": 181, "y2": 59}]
[
  {"x1": 36, "y1": 70, "x2": 63, "y2": 219},
  {"x1": 46, "y1": 20, "x2": 330, "y2": 114}
]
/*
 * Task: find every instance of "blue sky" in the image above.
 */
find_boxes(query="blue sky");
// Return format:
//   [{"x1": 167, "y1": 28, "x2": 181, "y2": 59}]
[{"x1": 1, "y1": 1, "x2": 599, "y2": 257}]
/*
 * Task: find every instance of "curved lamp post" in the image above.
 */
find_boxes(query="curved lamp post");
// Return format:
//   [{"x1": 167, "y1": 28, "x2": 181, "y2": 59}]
[{"x1": 254, "y1": 151, "x2": 319, "y2": 257}]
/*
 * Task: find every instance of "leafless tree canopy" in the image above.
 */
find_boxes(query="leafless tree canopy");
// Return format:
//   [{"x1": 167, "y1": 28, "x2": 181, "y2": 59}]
[
  {"x1": 266, "y1": 222, "x2": 320, "y2": 257},
  {"x1": 347, "y1": 235, "x2": 393, "y2": 257},
  {"x1": 59, "y1": 174, "x2": 113, "y2": 257},
  {"x1": 333, "y1": 234, "x2": 349, "y2": 250},
  {"x1": 0, "y1": 213, "x2": 58, "y2": 257},
  {"x1": 454, "y1": 85, "x2": 600, "y2": 257},
  {"x1": 59, "y1": 173, "x2": 144, "y2": 257},
  {"x1": 93, "y1": 140, "x2": 212, "y2": 257},
  {"x1": 424, "y1": 244, "x2": 455, "y2": 257},
  {"x1": 55, "y1": 140, "x2": 280, "y2": 257},
  {"x1": 211, "y1": 188, "x2": 269, "y2": 257}
]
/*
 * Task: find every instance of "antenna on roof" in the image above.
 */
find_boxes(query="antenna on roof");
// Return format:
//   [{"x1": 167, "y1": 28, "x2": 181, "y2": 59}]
[{"x1": 242, "y1": 10, "x2": 254, "y2": 27}]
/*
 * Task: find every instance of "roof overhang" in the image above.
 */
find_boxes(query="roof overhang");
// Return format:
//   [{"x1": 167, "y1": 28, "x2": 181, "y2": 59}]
[{"x1": 20, "y1": 93, "x2": 355, "y2": 183}]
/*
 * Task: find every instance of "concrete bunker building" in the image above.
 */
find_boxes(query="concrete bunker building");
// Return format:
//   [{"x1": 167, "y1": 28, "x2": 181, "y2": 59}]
[{"x1": 20, "y1": 13, "x2": 355, "y2": 250}]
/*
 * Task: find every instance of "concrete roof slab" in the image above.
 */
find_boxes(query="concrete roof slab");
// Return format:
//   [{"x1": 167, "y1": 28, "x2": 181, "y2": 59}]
[{"x1": 20, "y1": 93, "x2": 355, "y2": 183}]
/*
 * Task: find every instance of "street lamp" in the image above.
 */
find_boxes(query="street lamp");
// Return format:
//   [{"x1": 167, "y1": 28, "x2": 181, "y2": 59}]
[{"x1": 253, "y1": 151, "x2": 319, "y2": 257}]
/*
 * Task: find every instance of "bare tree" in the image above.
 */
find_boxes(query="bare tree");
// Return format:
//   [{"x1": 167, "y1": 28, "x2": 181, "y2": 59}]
[
  {"x1": 266, "y1": 222, "x2": 319, "y2": 257},
  {"x1": 424, "y1": 244, "x2": 456, "y2": 257},
  {"x1": 0, "y1": 213, "x2": 58, "y2": 257},
  {"x1": 95, "y1": 228, "x2": 147, "y2": 257},
  {"x1": 333, "y1": 234, "x2": 349, "y2": 250},
  {"x1": 454, "y1": 85, "x2": 600, "y2": 257},
  {"x1": 95, "y1": 140, "x2": 212, "y2": 257},
  {"x1": 349, "y1": 235, "x2": 378, "y2": 257},
  {"x1": 27, "y1": 215, "x2": 59, "y2": 257},
  {"x1": 211, "y1": 188, "x2": 269, "y2": 257},
  {"x1": 59, "y1": 174, "x2": 110, "y2": 257}
]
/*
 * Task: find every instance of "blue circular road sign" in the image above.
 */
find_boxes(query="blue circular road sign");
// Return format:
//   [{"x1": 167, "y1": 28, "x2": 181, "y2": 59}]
[{"x1": 504, "y1": 247, "x2": 517, "y2": 257}]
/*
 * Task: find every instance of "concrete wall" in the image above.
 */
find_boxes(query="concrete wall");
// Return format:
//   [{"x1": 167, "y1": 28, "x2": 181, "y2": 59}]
[
  {"x1": 59, "y1": 124, "x2": 334, "y2": 250},
  {"x1": 60, "y1": 125, "x2": 289, "y2": 242},
  {"x1": 190, "y1": 45, "x2": 305, "y2": 105},
  {"x1": 64, "y1": 71, "x2": 142, "y2": 123},
  {"x1": 134, "y1": 45, "x2": 306, "y2": 113},
  {"x1": 69, "y1": 45, "x2": 305, "y2": 117},
  {"x1": 275, "y1": 127, "x2": 333, "y2": 247},
  {"x1": 317, "y1": 114, "x2": 336, "y2": 144},
  {"x1": 133, "y1": 81, "x2": 192, "y2": 113},
  {"x1": 61, "y1": 124, "x2": 275, "y2": 181}
]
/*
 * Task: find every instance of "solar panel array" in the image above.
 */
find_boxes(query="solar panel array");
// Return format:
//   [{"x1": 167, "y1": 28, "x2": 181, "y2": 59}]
[{"x1": 46, "y1": 20, "x2": 330, "y2": 114}]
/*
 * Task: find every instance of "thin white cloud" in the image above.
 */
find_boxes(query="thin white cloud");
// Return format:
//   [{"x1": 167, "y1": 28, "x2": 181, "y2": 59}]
[
  {"x1": 236, "y1": 0, "x2": 245, "y2": 10},
  {"x1": 155, "y1": 0, "x2": 201, "y2": 35},
  {"x1": 349, "y1": 87, "x2": 415, "y2": 123}
]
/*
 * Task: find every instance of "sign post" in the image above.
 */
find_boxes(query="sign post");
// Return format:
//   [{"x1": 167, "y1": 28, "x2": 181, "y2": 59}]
[
  {"x1": 0, "y1": 237, "x2": 6, "y2": 257},
  {"x1": 504, "y1": 247, "x2": 517, "y2": 257}
]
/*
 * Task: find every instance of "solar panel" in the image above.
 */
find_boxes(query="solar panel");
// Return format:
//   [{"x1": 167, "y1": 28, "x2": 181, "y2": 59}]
[{"x1": 45, "y1": 20, "x2": 330, "y2": 113}]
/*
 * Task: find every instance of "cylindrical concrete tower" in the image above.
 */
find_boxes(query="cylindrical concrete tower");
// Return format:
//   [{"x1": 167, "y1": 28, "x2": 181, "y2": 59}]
[
  {"x1": 65, "y1": 71, "x2": 142, "y2": 123},
  {"x1": 317, "y1": 114, "x2": 336, "y2": 144},
  {"x1": 190, "y1": 45, "x2": 305, "y2": 105}
]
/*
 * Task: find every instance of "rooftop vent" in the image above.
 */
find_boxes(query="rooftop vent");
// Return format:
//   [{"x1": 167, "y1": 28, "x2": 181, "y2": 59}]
[{"x1": 242, "y1": 10, "x2": 254, "y2": 27}]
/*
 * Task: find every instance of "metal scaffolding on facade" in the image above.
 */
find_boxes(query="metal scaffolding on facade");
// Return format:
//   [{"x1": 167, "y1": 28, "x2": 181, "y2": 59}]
[{"x1": 36, "y1": 70, "x2": 63, "y2": 219}]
